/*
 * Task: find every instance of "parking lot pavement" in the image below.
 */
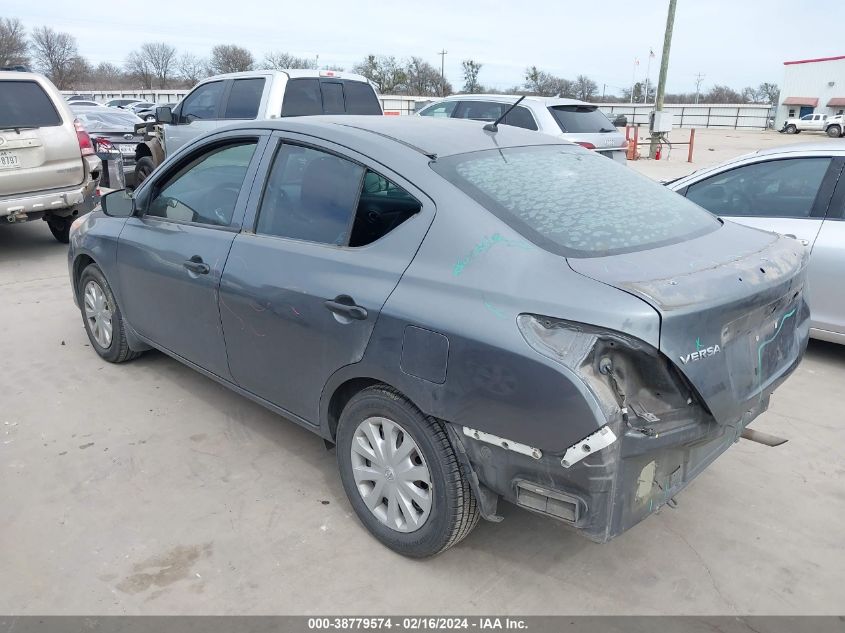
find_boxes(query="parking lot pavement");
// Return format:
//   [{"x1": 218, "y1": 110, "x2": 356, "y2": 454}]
[
  {"x1": 2, "y1": 218, "x2": 844, "y2": 615},
  {"x1": 628, "y1": 128, "x2": 845, "y2": 181}
]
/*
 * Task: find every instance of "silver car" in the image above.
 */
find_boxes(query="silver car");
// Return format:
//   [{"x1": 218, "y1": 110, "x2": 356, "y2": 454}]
[
  {"x1": 417, "y1": 94, "x2": 628, "y2": 163},
  {"x1": 668, "y1": 142, "x2": 845, "y2": 344}
]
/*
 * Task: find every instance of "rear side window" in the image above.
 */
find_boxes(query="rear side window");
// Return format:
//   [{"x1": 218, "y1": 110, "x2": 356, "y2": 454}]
[
  {"x1": 321, "y1": 82, "x2": 345, "y2": 115},
  {"x1": 549, "y1": 105, "x2": 615, "y2": 133},
  {"x1": 503, "y1": 106, "x2": 538, "y2": 131},
  {"x1": 342, "y1": 81, "x2": 381, "y2": 115},
  {"x1": 0, "y1": 81, "x2": 61, "y2": 128},
  {"x1": 223, "y1": 78, "x2": 265, "y2": 119},
  {"x1": 282, "y1": 79, "x2": 323, "y2": 116},
  {"x1": 432, "y1": 145, "x2": 718, "y2": 258}
]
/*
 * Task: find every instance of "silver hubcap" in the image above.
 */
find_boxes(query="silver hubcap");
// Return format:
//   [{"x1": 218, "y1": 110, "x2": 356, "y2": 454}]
[
  {"x1": 350, "y1": 416, "x2": 433, "y2": 533},
  {"x1": 83, "y1": 280, "x2": 113, "y2": 349}
]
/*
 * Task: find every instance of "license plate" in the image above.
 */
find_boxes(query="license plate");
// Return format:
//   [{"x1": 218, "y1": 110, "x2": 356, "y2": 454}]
[
  {"x1": 118, "y1": 144, "x2": 136, "y2": 155},
  {"x1": 0, "y1": 151, "x2": 21, "y2": 170}
]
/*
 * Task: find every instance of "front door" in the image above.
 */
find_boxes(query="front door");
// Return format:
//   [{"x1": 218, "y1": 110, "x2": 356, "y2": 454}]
[
  {"x1": 117, "y1": 133, "x2": 267, "y2": 378},
  {"x1": 684, "y1": 156, "x2": 844, "y2": 333},
  {"x1": 218, "y1": 135, "x2": 433, "y2": 424}
]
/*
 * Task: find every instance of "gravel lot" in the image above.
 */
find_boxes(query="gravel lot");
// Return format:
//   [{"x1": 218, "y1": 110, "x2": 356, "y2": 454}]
[{"x1": 1, "y1": 130, "x2": 844, "y2": 615}]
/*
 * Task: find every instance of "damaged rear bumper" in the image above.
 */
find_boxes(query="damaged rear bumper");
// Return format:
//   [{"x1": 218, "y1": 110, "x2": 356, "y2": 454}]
[{"x1": 453, "y1": 342, "x2": 803, "y2": 543}]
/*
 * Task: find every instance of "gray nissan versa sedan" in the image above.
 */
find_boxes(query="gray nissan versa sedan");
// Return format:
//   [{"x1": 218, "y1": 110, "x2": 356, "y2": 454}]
[{"x1": 67, "y1": 116, "x2": 810, "y2": 557}]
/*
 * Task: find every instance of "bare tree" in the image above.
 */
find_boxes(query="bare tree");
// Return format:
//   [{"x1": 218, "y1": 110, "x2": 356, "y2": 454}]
[
  {"x1": 137, "y1": 42, "x2": 176, "y2": 88},
  {"x1": 352, "y1": 55, "x2": 406, "y2": 93},
  {"x1": 705, "y1": 84, "x2": 743, "y2": 103},
  {"x1": 758, "y1": 82, "x2": 780, "y2": 105},
  {"x1": 263, "y1": 51, "x2": 317, "y2": 70},
  {"x1": 741, "y1": 86, "x2": 761, "y2": 103},
  {"x1": 0, "y1": 17, "x2": 28, "y2": 67},
  {"x1": 91, "y1": 62, "x2": 123, "y2": 87},
  {"x1": 177, "y1": 52, "x2": 207, "y2": 85},
  {"x1": 461, "y1": 59, "x2": 483, "y2": 94},
  {"x1": 125, "y1": 50, "x2": 153, "y2": 89},
  {"x1": 574, "y1": 74, "x2": 598, "y2": 101},
  {"x1": 524, "y1": 66, "x2": 572, "y2": 97},
  {"x1": 30, "y1": 26, "x2": 86, "y2": 89},
  {"x1": 209, "y1": 44, "x2": 254, "y2": 74},
  {"x1": 404, "y1": 57, "x2": 445, "y2": 96}
]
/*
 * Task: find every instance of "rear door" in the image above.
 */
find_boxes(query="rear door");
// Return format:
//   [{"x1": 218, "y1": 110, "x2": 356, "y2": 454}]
[
  {"x1": 117, "y1": 131, "x2": 268, "y2": 378},
  {"x1": 164, "y1": 79, "x2": 228, "y2": 155},
  {"x1": 683, "y1": 156, "x2": 843, "y2": 333},
  {"x1": 807, "y1": 167, "x2": 845, "y2": 337},
  {"x1": 218, "y1": 133, "x2": 432, "y2": 423},
  {"x1": 0, "y1": 79, "x2": 82, "y2": 196}
]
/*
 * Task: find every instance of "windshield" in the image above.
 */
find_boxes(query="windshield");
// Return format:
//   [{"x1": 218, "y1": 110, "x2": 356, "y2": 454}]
[
  {"x1": 431, "y1": 145, "x2": 719, "y2": 258},
  {"x1": 74, "y1": 110, "x2": 142, "y2": 130},
  {"x1": 549, "y1": 105, "x2": 615, "y2": 133}
]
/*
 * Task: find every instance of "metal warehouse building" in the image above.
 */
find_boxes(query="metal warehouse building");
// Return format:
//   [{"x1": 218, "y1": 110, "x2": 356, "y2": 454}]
[{"x1": 775, "y1": 55, "x2": 845, "y2": 128}]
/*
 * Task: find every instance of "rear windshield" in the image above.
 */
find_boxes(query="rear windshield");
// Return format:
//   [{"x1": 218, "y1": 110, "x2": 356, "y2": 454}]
[
  {"x1": 281, "y1": 78, "x2": 381, "y2": 116},
  {"x1": 549, "y1": 105, "x2": 615, "y2": 133},
  {"x1": 431, "y1": 145, "x2": 719, "y2": 258},
  {"x1": 0, "y1": 80, "x2": 62, "y2": 128}
]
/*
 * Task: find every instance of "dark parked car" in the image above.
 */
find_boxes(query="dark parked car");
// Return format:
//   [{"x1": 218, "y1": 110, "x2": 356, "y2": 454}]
[
  {"x1": 71, "y1": 106, "x2": 145, "y2": 187},
  {"x1": 67, "y1": 117, "x2": 809, "y2": 557}
]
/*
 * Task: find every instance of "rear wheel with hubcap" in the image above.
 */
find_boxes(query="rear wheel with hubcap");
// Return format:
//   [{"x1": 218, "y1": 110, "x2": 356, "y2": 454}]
[
  {"x1": 827, "y1": 125, "x2": 842, "y2": 138},
  {"x1": 336, "y1": 385, "x2": 479, "y2": 557}
]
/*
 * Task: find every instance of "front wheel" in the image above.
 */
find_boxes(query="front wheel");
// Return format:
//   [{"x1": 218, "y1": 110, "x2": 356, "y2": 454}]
[
  {"x1": 78, "y1": 264, "x2": 141, "y2": 363},
  {"x1": 336, "y1": 385, "x2": 480, "y2": 557},
  {"x1": 827, "y1": 125, "x2": 842, "y2": 138},
  {"x1": 785, "y1": 124, "x2": 797, "y2": 134},
  {"x1": 134, "y1": 156, "x2": 156, "y2": 187}
]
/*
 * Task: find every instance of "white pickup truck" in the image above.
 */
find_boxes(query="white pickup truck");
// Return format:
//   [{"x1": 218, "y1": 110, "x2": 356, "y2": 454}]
[
  {"x1": 781, "y1": 113, "x2": 844, "y2": 137},
  {"x1": 132, "y1": 69, "x2": 383, "y2": 186}
]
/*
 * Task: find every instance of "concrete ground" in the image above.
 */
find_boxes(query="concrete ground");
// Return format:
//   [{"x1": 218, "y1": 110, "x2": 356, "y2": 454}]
[
  {"x1": 1, "y1": 132, "x2": 844, "y2": 615},
  {"x1": 628, "y1": 127, "x2": 845, "y2": 180}
]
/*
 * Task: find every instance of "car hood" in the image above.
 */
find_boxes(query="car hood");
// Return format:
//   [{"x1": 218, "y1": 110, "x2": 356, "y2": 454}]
[{"x1": 567, "y1": 222, "x2": 810, "y2": 424}]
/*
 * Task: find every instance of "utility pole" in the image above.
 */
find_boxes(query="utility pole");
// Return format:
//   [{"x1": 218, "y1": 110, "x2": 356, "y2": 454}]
[
  {"x1": 437, "y1": 49, "x2": 447, "y2": 96},
  {"x1": 694, "y1": 72, "x2": 705, "y2": 104},
  {"x1": 649, "y1": 0, "x2": 677, "y2": 159}
]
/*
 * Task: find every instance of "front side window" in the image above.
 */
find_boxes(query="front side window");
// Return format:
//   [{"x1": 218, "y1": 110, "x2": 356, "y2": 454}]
[
  {"x1": 257, "y1": 144, "x2": 420, "y2": 246},
  {"x1": 146, "y1": 141, "x2": 257, "y2": 226},
  {"x1": 180, "y1": 81, "x2": 225, "y2": 121},
  {"x1": 418, "y1": 101, "x2": 458, "y2": 118},
  {"x1": 454, "y1": 101, "x2": 505, "y2": 121},
  {"x1": 685, "y1": 158, "x2": 831, "y2": 219},
  {"x1": 223, "y1": 78, "x2": 265, "y2": 119},
  {"x1": 432, "y1": 145, "x2": 718, "y2": 257}
]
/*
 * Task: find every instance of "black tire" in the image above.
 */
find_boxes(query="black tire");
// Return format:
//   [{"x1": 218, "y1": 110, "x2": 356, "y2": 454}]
[
  {"x1": 78, "y1": 264, "x2": 141, "y2": 363},
  {"x1": 47, "y1": 217, "x2": 71, "y2": 243},
  {"x1": 827, "y1": 125, "x2": 842, "y2": 138},
  {"x1": 134, "y1": 156, "x2": 156, "y2": 186},
  {"x1": 336, "y1": 385, "x2": 480, "y2": 557},
  {"x1": 785, "y1": 124, "x2": 797, "y2": 134}
]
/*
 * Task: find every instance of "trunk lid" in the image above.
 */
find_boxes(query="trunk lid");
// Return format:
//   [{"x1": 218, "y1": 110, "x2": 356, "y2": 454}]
[{"x1": 567, "y1": 222, "x2": 809, "y2": 424}]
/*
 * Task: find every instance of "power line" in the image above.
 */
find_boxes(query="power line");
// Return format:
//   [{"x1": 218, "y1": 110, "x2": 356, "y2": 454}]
[
  {"x1": 694, "y1": 72, "x2": 706, "y2": 104},
  {"x1": 437, "y1": 49, "x2": 447, "y2": 96}
]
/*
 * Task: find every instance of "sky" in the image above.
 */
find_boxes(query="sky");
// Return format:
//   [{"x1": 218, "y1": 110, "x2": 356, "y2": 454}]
[{"x1": 5, "y1": 0, "x2": 844, "y2": 95}]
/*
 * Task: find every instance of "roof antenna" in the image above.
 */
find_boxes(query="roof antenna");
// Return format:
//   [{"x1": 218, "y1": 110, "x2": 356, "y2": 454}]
[{"x1": 484, "y1": 95, "x2": 526, "y2": 132}]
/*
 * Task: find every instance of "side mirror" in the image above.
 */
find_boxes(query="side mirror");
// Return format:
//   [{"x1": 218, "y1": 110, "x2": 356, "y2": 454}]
[
  {"x1": 156, "y1": 105, "x2": 173, "y2": 124},
  {"x1": 101, "y1": 189, "x2": 135, "y2": 218}
]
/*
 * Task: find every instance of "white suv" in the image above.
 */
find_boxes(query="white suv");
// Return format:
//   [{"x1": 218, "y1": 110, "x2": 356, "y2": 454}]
[
  {"x1": 417, "y1": 94, "x2": 628, "y2": 163},
  {"x1": 1, "y1": 71, "x2": 101, "y2": 242}
]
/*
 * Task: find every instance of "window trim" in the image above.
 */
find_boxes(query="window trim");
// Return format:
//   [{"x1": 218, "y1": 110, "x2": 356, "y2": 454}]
[
  {"x1": 683, "y1": 156, "x2": 841, "y2": 220},
  {"x1": 250, "y1": 136, "x2": 423, "y2": 249},
  {"x1": 137, "y1": 134, "x2": 265, "y2": 230}
]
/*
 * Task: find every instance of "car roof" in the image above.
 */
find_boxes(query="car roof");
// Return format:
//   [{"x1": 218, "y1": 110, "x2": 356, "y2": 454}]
[
  {"x1": 431, "y1": 94, "x2": 596, "y2": 107},
  {"x1": 222, "y1": 115, "x2": 572, "y2": 158},
  {"x1": 200, "y1": 69, "x2": 373, "y2": 84}
]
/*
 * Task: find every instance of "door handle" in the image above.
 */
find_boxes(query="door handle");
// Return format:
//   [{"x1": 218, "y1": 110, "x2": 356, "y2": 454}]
[
  {"x1": 183, "y1": 256, "x2": 210, "y2": 275},
  {"x1": 324, "y1": 295, "x2": 368, "y2": 321}
]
